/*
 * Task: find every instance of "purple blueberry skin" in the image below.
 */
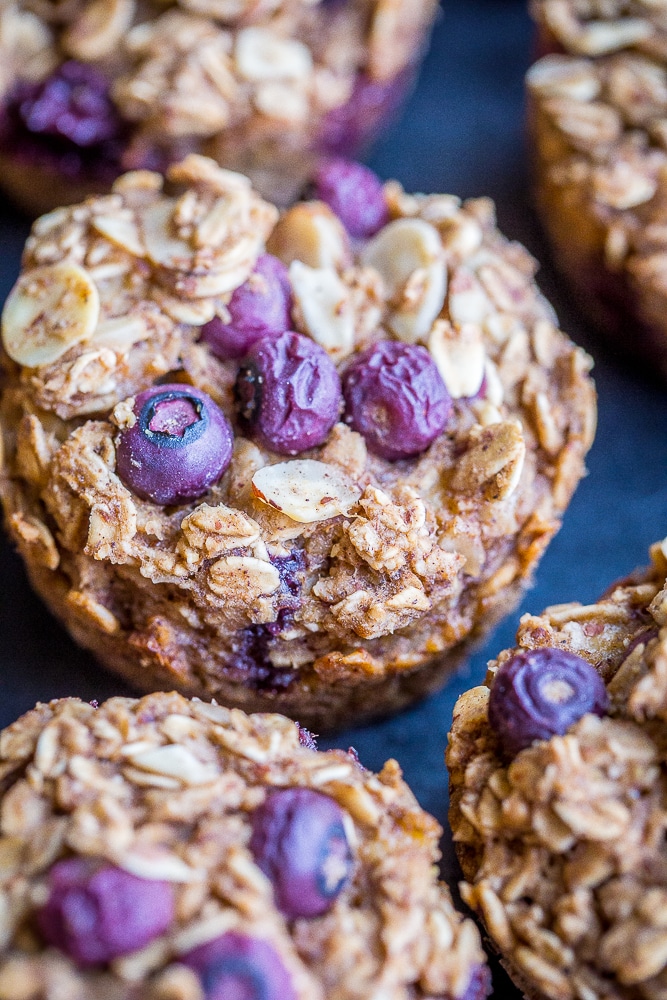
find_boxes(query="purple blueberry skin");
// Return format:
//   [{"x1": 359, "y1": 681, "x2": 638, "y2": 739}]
[
  {"x1": 182, "y1": 932, "x2": 297, "y2": 1000},
  {"x1": 36, "y1": 857, "x2": 174, "y2": 967},
  {"x1": 318, "y1": 70, "x2": 410, "y2": 158},
  {"x1": 250, "y1": 788, "x2": 353, "y2": 919},
  {"x1": 0, "y1": 61, "x2": 125, "y2": 180},
  {"x1": 312, "y1": 159, "x2": 388, "y2": 239},
  {"x1": 488, "y1": 647, "x2": 610, "y2": 757},
  {"x1": 342, "y1": 341, "x2": 452, "y2": 461},
  {"x1": 16, "y1": 61, "x2": 121, "y2": 146},
  {"x1": 454, "y1": 965, "x2": 492, "y2": 1000},
  {"x1": 235, "y1": 331, "x2": 341, "y2": 455},
  {"x1": 201, "y1": 255, "x2": 293, "y2": 360},
  {"x1": 116, "y1": 384, "x2": 233, "y2": 506}
]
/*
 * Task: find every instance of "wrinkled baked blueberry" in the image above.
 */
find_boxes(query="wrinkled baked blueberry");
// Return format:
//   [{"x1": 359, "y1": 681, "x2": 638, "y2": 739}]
[
  {"x1": 342, "y1": 341, "x2": 452, "y2": 460},
  {"x1": 488, "y1": 647, "x2": 609, "y2": 757},
  {"x1": 250, "y1": 788, "x2": 353, "y2": 919},
  {"x1": 201, "y1": 255, "x2": 292, "y2": 360},
  {"x1": 116, "y1": 384, "x2": 233, "y2": 506},
  {"x1": 36, "y1": 857, "x2": 174, "y2": 967},
  {"x1": 13, "y1": 61, "x2": 121, "y2": 147},
  {"x1": 182, "y1": 931, "x2": 297, "y2": 1000},
  {"x1": 312, "y1": 159, "x2": 388, "y2": 239},
  {"x1": 235, "y1": 331, "x2": 341, "y2": 454}
]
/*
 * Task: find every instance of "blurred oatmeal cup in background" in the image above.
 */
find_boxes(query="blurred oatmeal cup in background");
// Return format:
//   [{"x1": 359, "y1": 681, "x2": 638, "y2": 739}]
[
  {"x1": 527, "y1": 0, "x2": 667, "y2": 380},
  {"x1": 0, "y1": 0, "x2": 439, "y2": 215}
]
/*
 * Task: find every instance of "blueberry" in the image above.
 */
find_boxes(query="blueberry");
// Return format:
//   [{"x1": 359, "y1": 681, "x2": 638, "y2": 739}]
[
  {"x1": 116, "y1": 384, "x2": 233, "y2": 505},
  {"x1": 488, "y1": 647, "x2": 610, "y2": 757},
  {"x1": 250, "y1": 788, "x2": 353, "y2": 919},
  {"x1": 201, "y1": 255, "x2": 292, "y2": 360},
  {"x1": 318, "y1": 71, "x2": 408, "y2": 158},
  {"x1": 453, "y1": 965, "x2": 492, "y2": 1000},
  {"x1": 235, "y1": 331, "x2": 341, "y2": 455},
  {"x1": 312, "y1": 159, "x2": 388, "y2": 240},
  {"x1": 342, "y1": 341, "x2": 452, "y2": 460},
  {"x1": 16, "y1": 61, "x2": 121, "y2": 147},
  {"x1": 182, "y1": 932, "x2": 297, "y2": 1000},
  {"x1": 36, "y1": 857, "x2": 174, "y2": 967}
]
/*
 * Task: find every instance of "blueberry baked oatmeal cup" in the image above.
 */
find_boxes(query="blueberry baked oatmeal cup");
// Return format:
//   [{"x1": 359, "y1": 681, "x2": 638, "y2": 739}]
[
  {"x1": 0, "y1": 0, "x2": 437, "y2": 214},
  {"x1": 0, "y1": 155, "x2": 596, "y2": 729},
  {"x1": 0, "y1": 689, "x2": 491, "y2": 1000},
  {"x1": 447, "y1": 536, "x2": 667, "y2": 1000},
  {"x1": 528, "y1": 0, "x2": 667, "y2": 380}
]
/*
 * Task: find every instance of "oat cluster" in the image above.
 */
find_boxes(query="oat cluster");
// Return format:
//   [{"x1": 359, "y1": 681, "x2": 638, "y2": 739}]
[
  {"x1": 448, "y1": 538, "x2": 667, "y2": 1000},
  {"x1": 0, "y1": 690, "x2": 486, "y2": 999},
  {"x1": 0, "y1": 155, "x2": 596, "y2": 726}
]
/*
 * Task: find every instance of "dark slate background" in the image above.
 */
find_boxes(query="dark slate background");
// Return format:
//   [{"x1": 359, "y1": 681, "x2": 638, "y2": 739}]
[{"x1": 1, "y1": 2, "x2": 666, "y2": 993}]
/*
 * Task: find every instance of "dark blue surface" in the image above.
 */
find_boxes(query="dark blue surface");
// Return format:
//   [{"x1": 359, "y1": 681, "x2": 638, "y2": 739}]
[{"x1": 1, "y1": 2, "x2": 667, "y2": 994}]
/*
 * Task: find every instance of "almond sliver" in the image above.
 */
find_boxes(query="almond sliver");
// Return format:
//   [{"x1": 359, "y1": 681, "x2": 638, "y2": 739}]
[
  {"x1": 2, "y1": 262, "x2": 100, "y2": 368},
  {"x1": 252, "y1": 460, "x2": 361, "y2": 523}
]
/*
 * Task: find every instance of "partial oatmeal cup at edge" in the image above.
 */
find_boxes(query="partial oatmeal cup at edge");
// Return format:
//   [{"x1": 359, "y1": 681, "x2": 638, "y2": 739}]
[
  {"x1": 0, "y1": 0, "x2": 438, "y2": 214},
  {"x1": 0, "y1": 690, "x2": 492, "y2": 1000},
  {"x1": 527, "y1": 0, "x2": 667, "y2": 380},
  {"x1": 447, "y1": 536, "x2": 667, "y2": 1000},
  {"x1": 0, "y1": 154, "x2": 596, "y2": 730}
]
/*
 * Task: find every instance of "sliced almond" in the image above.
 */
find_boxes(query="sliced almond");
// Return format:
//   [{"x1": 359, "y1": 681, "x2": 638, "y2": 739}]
[
  {"x1": 448, "y1": 266, "x2": 492, "y2": 326},
  {"x1": 428, "y1": 319, "x2": 485, "y2": 399},
  {"x1": 2, "y1": 262, "x2": 100, "y2": 368},
  {"x1": 126, "y1": 744, "x2": 218, "y2": 786},
  {"x1": 208, "y1": 556, "x2": 280, "y2": 599},
  {"x1": 267, "y1": 202, "x2": 350, "y2": 271},
  {"x1": 235, "y1": 27, "x2": 312, "y2": 82},
  {"x1": 93, "y1": 315, "x2": 149, "y2": 351},
  {"x1": 252, "y1": 460, "x2": 361, "y2": 523},
  {"x1": 91, "y1": 214, "x2": 145, "y2": 258},
  {"x1": 360, "y1": 218, "x2": 446, "y2": 343},
  {"x1": 139, "y1": 198, "x2": 195, "y2": 271},
  {"x1": 151, "y1": 288, "x2": 216, "y2": 326},
  {"x1": 289, "y1": 261, "x2": 354, "y2": 359}
]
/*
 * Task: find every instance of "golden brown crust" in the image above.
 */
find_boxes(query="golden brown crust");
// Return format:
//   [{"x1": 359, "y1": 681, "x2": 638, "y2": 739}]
[{"x1": 447, "y1": 538, "x2": 667, "y2": 1000}]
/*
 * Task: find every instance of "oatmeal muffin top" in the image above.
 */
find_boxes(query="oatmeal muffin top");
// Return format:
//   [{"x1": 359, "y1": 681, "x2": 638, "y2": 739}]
[
  {"x1": 448, "y1": 536, "x2": 667, "y2": 1000},
  {"x1": 0, "y1": 155, "x2": 596, "y2": 725},
  {"x1": 0, "y1": 690, "x2": 490, "y2": 1000}
]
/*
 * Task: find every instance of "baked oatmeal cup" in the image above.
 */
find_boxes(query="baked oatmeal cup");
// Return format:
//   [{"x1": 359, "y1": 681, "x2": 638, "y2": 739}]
[
  {"x1": 447, "y1": 536, "x2": 667, "y2": 1000},
  {"x1": 0, "y1": 689, "x2": 492, "y2": 1000},
  {"x1": 0, "y1": 0, "x2": 438, "y2": 214},
  {"x1": 0, "y1": 154, "x2": 596, "y2": 729},
  {"x1": 528, "y1": 0, "x2": 667, "y2": 380}
]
